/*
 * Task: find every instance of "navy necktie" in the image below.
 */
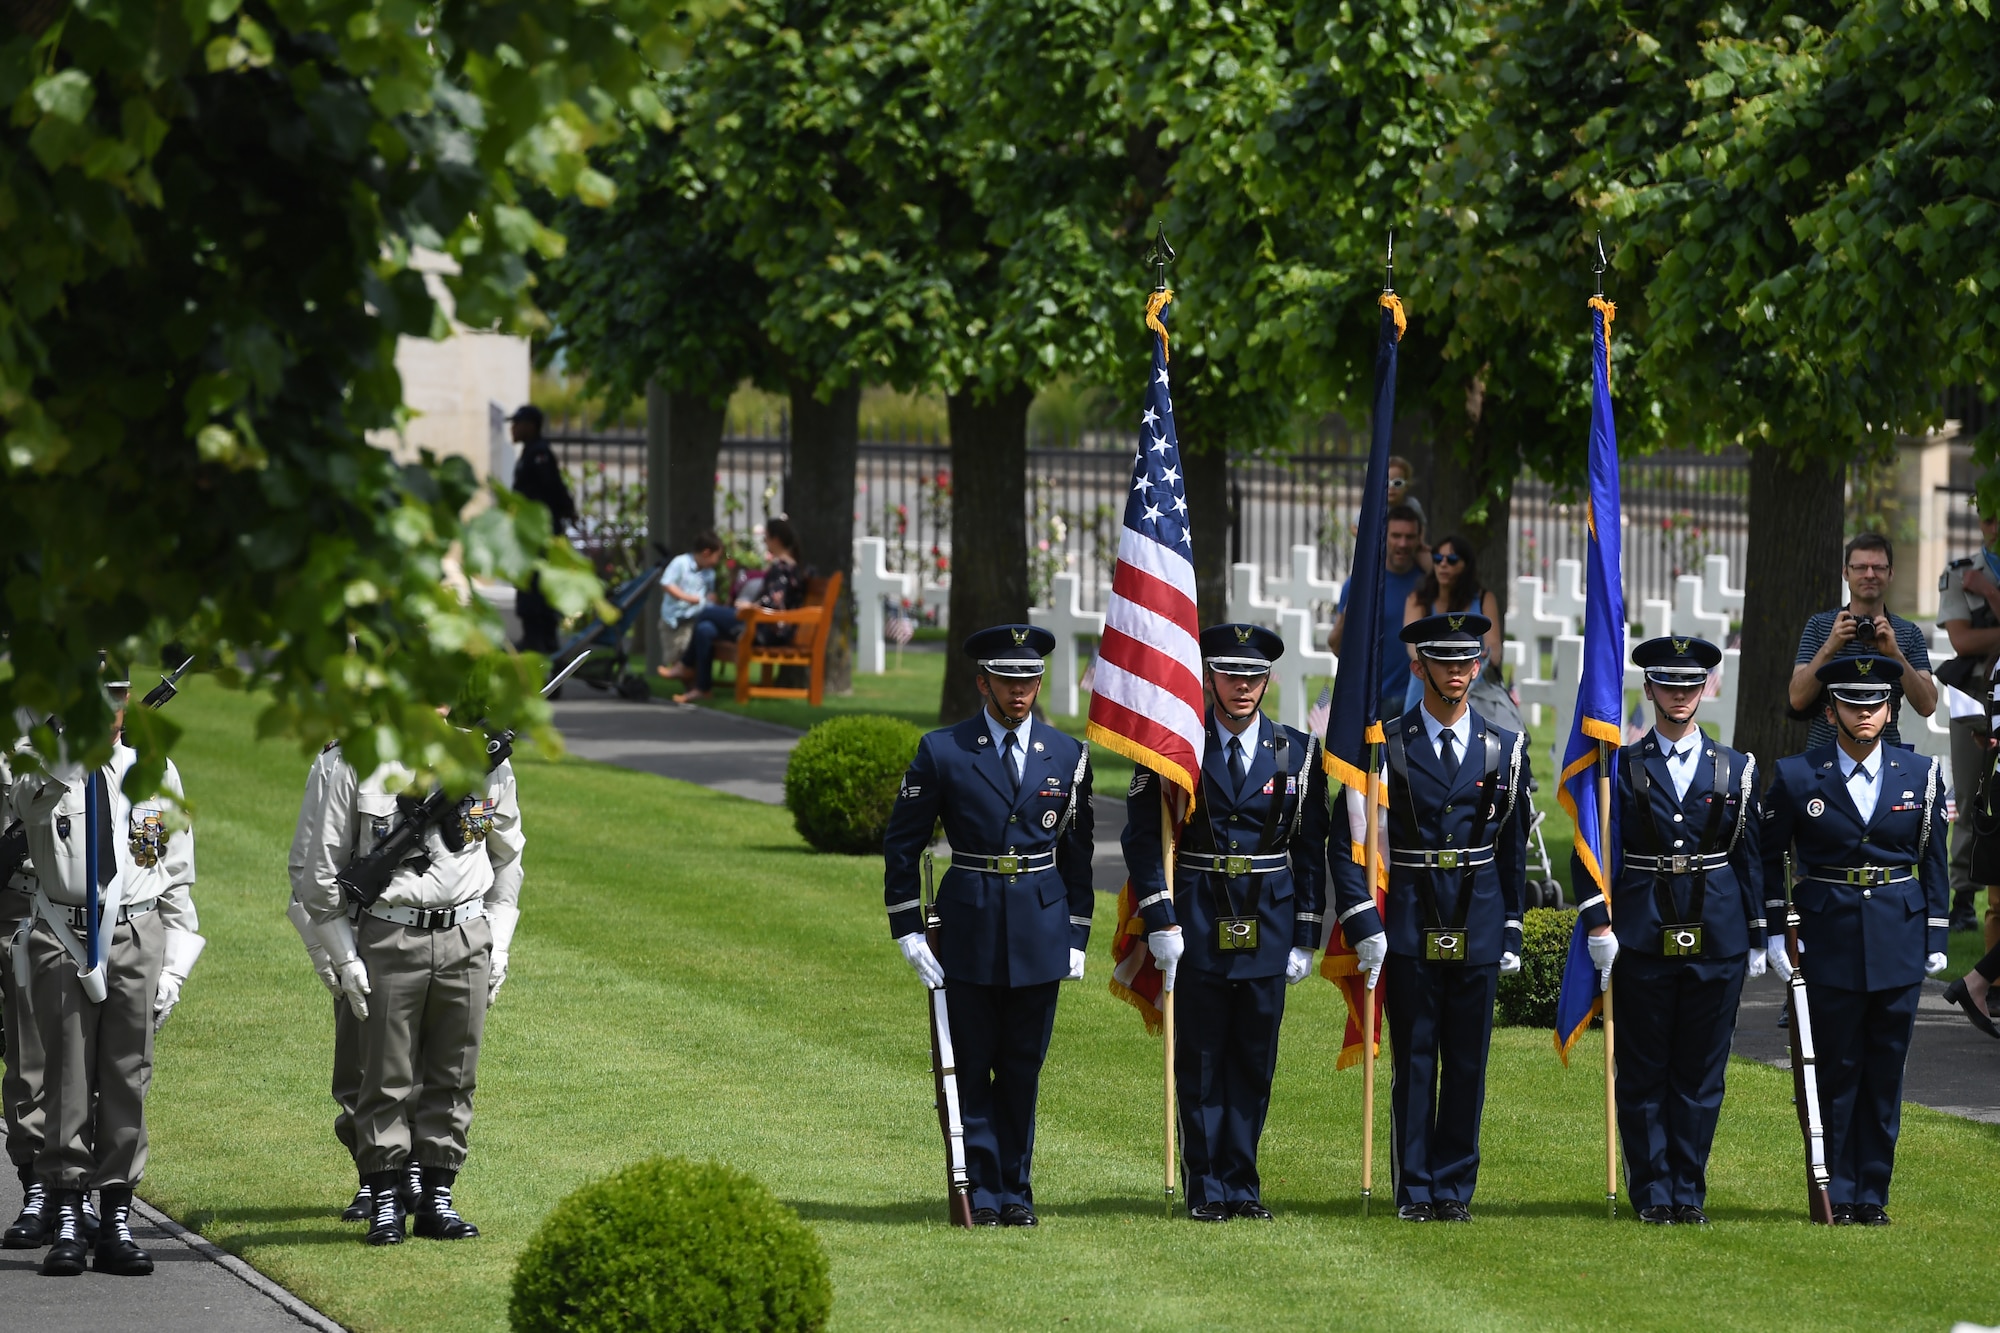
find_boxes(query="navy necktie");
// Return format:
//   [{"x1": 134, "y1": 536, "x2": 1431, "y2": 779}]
[
  {"x1": 1439, "y1": 728, "x2": 1461, "y2": 785},
  {"x1": 1228, "y1": 736, "x2": 1246, "y2": 793},
  {"x1": 1002, "y1": 731, "x2": 1020, "y2": 794},
  {"x1": 91, "y1": 769, "x2": 115, "y2": 889}
]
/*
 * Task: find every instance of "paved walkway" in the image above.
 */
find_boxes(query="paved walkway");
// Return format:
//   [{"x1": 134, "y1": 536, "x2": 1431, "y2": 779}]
[{"x1": 0, "y1": 1172, "x2": 336, "y2": 1330}]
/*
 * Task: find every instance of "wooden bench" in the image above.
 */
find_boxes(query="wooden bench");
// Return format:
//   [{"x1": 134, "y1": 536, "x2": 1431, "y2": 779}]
[{"x1": 729, "y1": 571, "x2": 844, "y2": 707}]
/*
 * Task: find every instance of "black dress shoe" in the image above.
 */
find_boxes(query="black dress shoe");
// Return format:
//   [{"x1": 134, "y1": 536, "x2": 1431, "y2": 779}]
[
  {"x1": 341, "y1": 1186, "x2": 373, "y2": 1223},
  {"x1": 1942, "y1": 979, "x2": 2000, "y2": 1038},
  {"x1": 1673, "y1": 1205, "x2": 1709, "y2": 1226},
  {"x1": 999, "y1": 1203, "x2": 1038, "y2": 1227},
  {"x1": 1396, "y1": 1203, "x2": 1434, "y2": 1222},
  {"x1": 1229, "y1": 1201, "x2": 1274, "y2": 1221},
  {"x1": 1189, "y1": 1201, "x2": 1232, "y2": 1223},
  {"x1": 1854, "y1": 1203, "x2": 1892, "y2": 1226},
  {"x1": 1638, "y1": 1205, "x2": 1677, "y2": 1225},
  {"x1": 1830, "y1": 1203, "x2": 1856, "y2": 1226},
  {"x1": 1434, "y1": 1200, "x2": 1472, "y2": 1223},
  {"x1": 969, "y1": 1207, "x2": 1001, "y2": 1227}
]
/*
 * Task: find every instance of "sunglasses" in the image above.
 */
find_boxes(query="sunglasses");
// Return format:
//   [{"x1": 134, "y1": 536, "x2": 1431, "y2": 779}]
[
  {"x1": 1436, "y1": 553, "x2": 1463, "y2": 566},
  {"x1": 1386, "y1": 477, "x2": 1407, "y2": 488}
]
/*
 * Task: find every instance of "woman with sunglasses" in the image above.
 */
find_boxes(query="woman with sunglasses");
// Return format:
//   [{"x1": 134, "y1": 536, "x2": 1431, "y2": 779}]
[{"x1": 1401, "y1": 536, "x2": 1503, "y2": 715}]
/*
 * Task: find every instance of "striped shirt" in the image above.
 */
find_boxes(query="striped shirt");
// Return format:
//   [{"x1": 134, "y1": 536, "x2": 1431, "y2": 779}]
[{"x1": 1794, "y1": 609, "x2": 1931, "y2": 749}]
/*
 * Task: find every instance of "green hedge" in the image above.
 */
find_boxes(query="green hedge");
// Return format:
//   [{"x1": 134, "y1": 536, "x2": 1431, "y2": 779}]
[
  {"x1": 510, "y1": 1157, "x2": 831, "y2": 1333},
  {"x1": 784, "y1": 714, "x2": 923, "y2": 854},
  {"x1": 1496, "y1": 907, "x2": 1578, "y2": 1028}
]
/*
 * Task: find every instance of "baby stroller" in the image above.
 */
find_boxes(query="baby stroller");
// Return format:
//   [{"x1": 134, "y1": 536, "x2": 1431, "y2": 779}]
[
  {"x1": 1521, "y1": 778, "x2": 1568, "y2": 909},
  {"x1": 547, "y1": 548, "x2": 669, "y2": 702}
]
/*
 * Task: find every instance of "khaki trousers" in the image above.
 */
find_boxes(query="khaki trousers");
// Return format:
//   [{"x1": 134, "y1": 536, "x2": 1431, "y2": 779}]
[
  {"x1": 332, "y1": 994, "x2": 363, "y2": 1158},
  {"x1": 30, "y1": 910, "x2": 164, "y2": 1189},
  {"x1": 351, "y1": 914, "x2": 490, "y2": 1176},
  {"x1": 0, "y1": 888, "x2": 47, "y2": 1169}
]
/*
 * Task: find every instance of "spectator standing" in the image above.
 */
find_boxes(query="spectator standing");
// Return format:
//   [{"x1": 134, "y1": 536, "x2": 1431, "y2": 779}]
[
  {"x1": 1788, "y1": 533, "x2": 1937, "y2": 750},
  {"x1": 1938, "y1": 502, "x2": 2000, "y2": 936},
  {"x1": 1329, "y1": 503, "x2": 1428, "y2": 720},
  {"x1": 508, "y1": 405, "x2": 579, "y2": 655},
  {"x1": 655, "y1": 532, "x2": 724, "y2": 679},
  {"x1": 1400, "y1": 533, "x2": 1503, "y2": 715}
]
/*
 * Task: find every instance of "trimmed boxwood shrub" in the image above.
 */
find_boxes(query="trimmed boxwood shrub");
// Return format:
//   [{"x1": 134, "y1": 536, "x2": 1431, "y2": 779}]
[
  {"x1": 510, "y1": 1157, "x2": 831, "y2": 1333},
  {"x1": 1496, "y1": 907, "x2": 1579, "y2": 1028},
  {"x1": 784, "y1": 714, "x2": 923, "y2": 854}
]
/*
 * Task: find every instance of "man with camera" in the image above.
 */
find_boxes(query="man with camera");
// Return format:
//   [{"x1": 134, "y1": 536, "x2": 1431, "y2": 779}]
[{"x1": 1788, "y1": 534, "x2": 1936, "y2": 751}]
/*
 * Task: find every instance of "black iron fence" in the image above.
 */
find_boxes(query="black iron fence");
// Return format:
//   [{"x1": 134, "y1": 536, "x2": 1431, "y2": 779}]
[{"x1": 545, "y1": 416, "x2": 1766, "y2": 617}]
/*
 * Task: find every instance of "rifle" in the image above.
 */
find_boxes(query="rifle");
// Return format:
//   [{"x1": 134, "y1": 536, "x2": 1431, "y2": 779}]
[
  {"x1": 334, "y1": 652, "x2": 587, "y2": 910},
  {"x1": 921, "y1": 849, "x2": 975, "y2": 1228},
  {"x1": 1781, "y1": 852, "x2": 1836, "y2": 1224}
]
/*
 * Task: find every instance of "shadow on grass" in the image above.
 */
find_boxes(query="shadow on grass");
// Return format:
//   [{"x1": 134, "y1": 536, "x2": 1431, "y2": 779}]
[
  {"x1": 786, "y1": 1195, "x2": 1218, "y2": 1225},
  {"x1": 176, "y1": 1204, "x2": 363, "y2": 1249}
]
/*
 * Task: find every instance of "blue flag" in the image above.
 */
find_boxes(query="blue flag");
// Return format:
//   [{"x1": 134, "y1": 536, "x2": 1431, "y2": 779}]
[
  {"x1": 1554, "y1": 298, "x2": 1627, "y2": 1062},
  {"x1": 1323, "y1": 294, "x2": 1403, "y2": 795}
]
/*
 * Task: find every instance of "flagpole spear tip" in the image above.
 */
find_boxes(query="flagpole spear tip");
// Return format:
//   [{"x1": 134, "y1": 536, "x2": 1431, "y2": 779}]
[
  {"x1": 1592, "y1": 231, "x2": 1609, "y2": 298},
  {"x1": 1383, "y1": 227, "x2": 1395, "y2": 294},
  {"x1": 1145, "y1": 223, "x2": 1176, "y2": 293}
]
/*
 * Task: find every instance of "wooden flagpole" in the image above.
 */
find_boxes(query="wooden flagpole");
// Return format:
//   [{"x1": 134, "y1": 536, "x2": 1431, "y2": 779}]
[
  {"x1": 1598, "y1": 739, "x2": 1617, "y2": 1219},
  {"x1": 1360, "y1": 744, "x2": 1382, "y2": 1216},
  {"x1": 1160, "y1": 788, "x2": 1178, "y2": 1211}
]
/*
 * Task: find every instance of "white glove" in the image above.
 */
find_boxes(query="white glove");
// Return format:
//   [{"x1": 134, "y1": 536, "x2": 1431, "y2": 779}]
[
  {"x1": 287, "y1": 898, "x2": 339, "y2": 996},
  {"x1": 896, "y1": 932, "x2": 944, "y2": 989},
  {"x1": 1354, "y1": 932, "x2": 1388, "y2": 991},
  {"x1": 1587, "y1": 929, "x2": 1619, "y2": 989},
  {"x1": 1927, "y1": 951, "x2": 1949, "y2": 976},
  {"x1": 1499, "y1": 951, "x2": 1522, "y2": 975},
  {"x1": 1067, "y1": 947, "x2": 1087, "y2": 981},
  {"x1": 1766, "y1": 938, "x2": 1794, "y2": 983},
  {"x1": 1746, "y1": 946, "x2": 1767, "y2": 979},
  {"x1": 1285, "y1": 947, "x2": 1313, "y2": 985},
  {"x1": 314, "y1": 915, "x2": 373, "y2": 1020},
  {"x1": 1148, "y1": 928, "x2": 1185, "y2": 994},
  {"x1": 486, "y1": 901, "x2": 521, "y2": 1006},
  {"x1": 151, "y1": 927, "x2": 206, "y2": 1033}
]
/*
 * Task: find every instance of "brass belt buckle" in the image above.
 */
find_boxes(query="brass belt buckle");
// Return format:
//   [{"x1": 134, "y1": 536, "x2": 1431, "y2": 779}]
[
  {"x1": 993, "y1": 855, "x2": 1020, "y2": 875},
  {"x1": 1668, "y1": 854, "x2": 1691, "y2": 874},
  {"x1": 1224, "y1": 855, "x2": 1252, "y2": 876},
  {"x1": 1436, "y1": 849, "x2": 1460, "y2": 871}
]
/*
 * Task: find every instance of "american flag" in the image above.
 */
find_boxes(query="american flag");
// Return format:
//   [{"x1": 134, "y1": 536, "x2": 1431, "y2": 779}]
[
  {"x1": 1086, "y1": 291, "x2": 1205, "y2": 797},
  {"x1": 885, "y1": 605, "x2": 915, "y2": 646},
  {"x1": 1099, "y1": 289, "x2": 1207, "y2": 1032}
]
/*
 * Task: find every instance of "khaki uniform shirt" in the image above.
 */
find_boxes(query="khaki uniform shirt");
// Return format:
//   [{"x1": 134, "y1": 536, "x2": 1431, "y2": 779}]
[{"x1": 11, "y1": 743, "x2": 198, "y2": 931}]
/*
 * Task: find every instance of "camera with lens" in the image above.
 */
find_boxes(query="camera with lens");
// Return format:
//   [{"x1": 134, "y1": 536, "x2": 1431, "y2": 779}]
[{"x1": 1851, "y1": 615, "x2": 1877, "y2": 642}]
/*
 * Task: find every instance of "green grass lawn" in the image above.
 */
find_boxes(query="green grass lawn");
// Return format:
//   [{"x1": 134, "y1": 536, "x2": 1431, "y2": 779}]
[{"x1": 143, "y1": 679, "x2": 2000, "y2": 1332}]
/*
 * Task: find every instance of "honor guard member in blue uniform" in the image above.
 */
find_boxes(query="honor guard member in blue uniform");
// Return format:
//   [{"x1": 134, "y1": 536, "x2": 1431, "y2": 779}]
[
  {"x1": 882, "y1": 625, "x2": 1094, "y2": 1227},
  {"x1": 1124, "y1": 624, "x2": 1329, "y2": 1222},
  {"x1": 1331, "y1": 613, "x2": 1530, "y2": 1222},
  {"x1": 1579, "y1": 636, "x2": 1765, "y2": 1225},
  {"x1": 1760, "y1": 654, "x2": 1949, "y2": 1225}
]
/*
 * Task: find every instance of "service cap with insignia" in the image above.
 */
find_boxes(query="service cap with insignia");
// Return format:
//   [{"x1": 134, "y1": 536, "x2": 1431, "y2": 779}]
[
  {"x1": 1401, "y1": 612, "x2": 1490, "y2": 662},
  {"x1": 1633, "y1": 634, "x2": 1721, "y2": 687},
  {"x1": 965, "y1": 624, "x2": 1054, "y2": 677},
  {"x1": 1200, "y1": 622, "x2": 1283, "y2": 676},
  {"x1": 1816, "y1": 652, "x2": 1900, "y2": 705}
]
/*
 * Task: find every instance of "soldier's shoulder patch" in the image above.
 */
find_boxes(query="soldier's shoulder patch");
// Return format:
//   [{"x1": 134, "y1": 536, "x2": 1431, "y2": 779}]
[
  {"x1": 900, "y1": 784, "x2": 922, "y2": 799},
  {"x1": 1129, "y1": 771, "x2": 1150, "y2": 797}
]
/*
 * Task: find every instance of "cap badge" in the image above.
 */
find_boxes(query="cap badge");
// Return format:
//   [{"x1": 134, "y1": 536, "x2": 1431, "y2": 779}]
[
  {"x1": 1234, "y1": 625, "x2": 1252, "y2": 643},
  {"x1": 1011, "y1": 627, "x2": 1028, "y2": 646},
  {"x1": 1673, "y1": 637, "x2": 1690, "y2": 654},
  {"x1": 1447, "y1": 614, "x2": 1465, "y2": 631},
  {"x1": 1857, "y1": 660, "x2": 1872, "y2": 675}
]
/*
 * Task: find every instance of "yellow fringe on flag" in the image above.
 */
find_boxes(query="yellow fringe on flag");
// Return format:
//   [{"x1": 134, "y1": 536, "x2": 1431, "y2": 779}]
[
  {"x1": 1588, "y1": 294, "x2": 1616, "y2": 380},
  {"x1": 1379, "y1": 291, "x2": 1406, "y2": 342},
  {"x1": 1146, "y1": 289, "x2": 1175, "y2": 363}
]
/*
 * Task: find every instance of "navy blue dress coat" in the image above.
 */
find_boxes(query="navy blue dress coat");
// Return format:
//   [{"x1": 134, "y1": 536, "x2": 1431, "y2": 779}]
[
  {"x1": 1122, "y1": 714, "x2": 1329, "y2": 979},
  {"x1": 1759, "y1": 743, "x2": 1949, "y2": 993},
  {"x1": 1331, "y1": 709, "x2": 1530, "y2": 962},
  {"x1": 883, "y1": 714, "x2": 1094, "y2": 987},
  {"x1": 1577, "y1": 734, "x2": 1766, "y2": 958}
]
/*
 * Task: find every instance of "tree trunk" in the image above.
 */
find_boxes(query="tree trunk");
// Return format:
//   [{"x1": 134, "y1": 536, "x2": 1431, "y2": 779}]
[
  {"x1": 1734, "y1": 446, "x2": 1846, "y2": 771},
  {"x1": 786, "y1": 379, "x2": 861, "y2": 696},
  {"x1": 667, "y1": 392, "x2": 727, "y2": 553},
  {"x1": 940, "y1": 385, "x2": 1034, "y2": 722},
  {"x1": 1181, "y1": 441, "x2": 1231, "y2": 629},
  {"x1": 1423, "y1": 375, "x2": 1515, "y2": 621}
]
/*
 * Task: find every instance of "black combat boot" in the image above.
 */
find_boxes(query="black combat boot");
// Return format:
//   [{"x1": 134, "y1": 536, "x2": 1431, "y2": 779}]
[
  {"x1": 341, "y1": 1179, "x2": 373, "y2": 1223},
  {"x1": 362, "y1": 1170, "x2": 404, "y2": 1246},
  {"x1": 3, "y1": 1163, "x2": 49, "y2": 1248},
  {"x1": 38, "y1": 1191, "x2": 87, "y2": 1276},
  {"x1": 411, "y1": 1165, "x2": 479, "y2": 1240},
  {"x1": 398, "y1": 1157, "x2": 424, "y2": 1219},
  {"x1": 92, "y1": 1187, "x2": 154, "y2": 1275}
]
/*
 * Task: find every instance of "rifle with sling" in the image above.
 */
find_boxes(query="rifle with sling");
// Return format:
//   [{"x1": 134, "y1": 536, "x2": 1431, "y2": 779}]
[
  {"x1": 1781, "y1": 851, "x2": 1836, "y2": 1224},
  {"x1": 920, "y1": 849, "x2": 975, "y2": 1227},
  {"x1": 335, "y1": 652, "x2": 587, "y2": 910}
]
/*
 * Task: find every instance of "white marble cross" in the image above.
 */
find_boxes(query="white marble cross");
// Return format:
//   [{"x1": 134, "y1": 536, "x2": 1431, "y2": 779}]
[
  {"x1": 1510, "y1": 574, "x2": 1574, "y2": 656},
  {"x1": 851, "y1": 538, "x2": 918, "y2": 675},
  {"x1": 1028, "y1": 571, "x2": 1106, "y2": 717},
  {"x1": 1545, "y1": 558, "x2": 1588, "y2": 628},
  {"x1": 1701, "y1": 554, "x2": 1745, "y2": 616},
  {"x1": 1227, "y1": 563, "x2": 1282, "y2": 628},
  {"x1": 1272, "y1": 607, "x2": 1338, "y2": 734},
  {"x1": 920, "y1": 580, "x2": 951, "y2": 627},
  {"x1": 1669, "y1": 574, "x2": 1732, "y2": 644},
  {"x1": 1262, "y1": 545, "x2": 1342, "y2": 627}
]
